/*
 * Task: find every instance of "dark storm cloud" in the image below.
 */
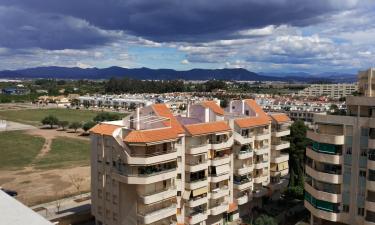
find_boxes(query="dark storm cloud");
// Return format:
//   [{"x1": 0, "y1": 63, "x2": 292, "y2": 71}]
[
  {"x1": 1, "y1": 0, "x2": 358, "y2": 44},
  {"x1": 0, "y1": 6, "x2": 119, "y2": 50}
]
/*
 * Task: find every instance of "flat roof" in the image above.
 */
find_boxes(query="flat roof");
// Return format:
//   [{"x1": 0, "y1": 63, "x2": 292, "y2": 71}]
[{"x1": 0, "y1": 190, "x2": 53, "y2": 225}]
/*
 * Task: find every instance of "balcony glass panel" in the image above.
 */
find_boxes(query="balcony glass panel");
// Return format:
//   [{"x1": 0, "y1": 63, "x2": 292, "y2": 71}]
[{"x1": 304, "y1": 191, "x2": 340, "y2": 213}]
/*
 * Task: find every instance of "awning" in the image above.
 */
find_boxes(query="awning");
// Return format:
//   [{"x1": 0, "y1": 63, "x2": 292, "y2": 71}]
[
  {"x1": 216, "y1": 165, "x2": 229, "y2": 175},
  {"x1": 278, "y1": 161, "x2": 288, "y2": 170},
  {"x1": 183, "y1": 190, "x2": 191, "y2": 200},
  {"x1": 192, "y1": 187, "x2": 208, "y2": 197}
]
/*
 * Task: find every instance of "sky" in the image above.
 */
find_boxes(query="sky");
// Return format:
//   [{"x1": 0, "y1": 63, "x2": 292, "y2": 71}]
[{"x1": 0, "y1": 0, "x2": 375, "y2": 74}]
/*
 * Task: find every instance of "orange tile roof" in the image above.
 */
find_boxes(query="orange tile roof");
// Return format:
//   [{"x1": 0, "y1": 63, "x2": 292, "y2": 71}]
[
  {"x1": 152, "y1": 104, "x2": 185, "y2": 134},
  {"x1": 244, "y1": 99, "x2": 267, "y2": 117},
  {"x1": 184, "y1": 121, "x2": 231, "y2": 136},
  {"x1": 89, "y1": 123, "x2": 121, "y2": 136},
  {"x1": 124, "y1": 127, "x2": 179, "y2": 143},
  {"x1": 269, "y1": 113, "x2": 290, "y2": 124},
  {"x1": 235, "y1": 116, "x2": 271, "y2": 128},
  {"x1": 234, "y1": 99, "x2": 271, "y2": 128},
  {"x1": 202, "y1": 101, "x2": 224, "y2": 116}
]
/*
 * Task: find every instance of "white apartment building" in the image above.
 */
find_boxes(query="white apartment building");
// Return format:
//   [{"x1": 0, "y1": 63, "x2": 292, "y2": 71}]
[
  {"x1": 79, "y1": 95, "x2": 153, "y2": 108},
  {"x1": 298, "y1": 83, "x2": 357, "y2": 99},
  {"x1": 89, "y1": 99, "x2": 291, "y2": 225},
  {"x1": 305, "y1": 68, "x2": 375, "y2": 225}
]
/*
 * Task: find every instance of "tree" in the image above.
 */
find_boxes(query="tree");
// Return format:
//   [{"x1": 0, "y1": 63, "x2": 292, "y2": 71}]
[
  {"x1": 93, "y1": 112, "x2": 121, "y2": 122},
  {"x1": 41, "y1": 115, "x2": 59, "y2": 129},
  {"x1": 286, "y1": 120, "x2": 311, "y2": 187},
  {"x1": 58, "y1": 121, "x2": 69, "y2": 131},
  {"x1": 254, "y1": 214, "x2": 277, "y2": 225},
  {"x1": 69, "y1": 122, "x2": 82, "y2": 133},
  {"x1": 284, "y1": 185, "x2": 304, "y2": 200},
  {"x1": 69, "y1": 175, "x2": 84, "y2": 197},
  {"x1": 83, "y1": 121, "x2": 97, "y2": 133}
]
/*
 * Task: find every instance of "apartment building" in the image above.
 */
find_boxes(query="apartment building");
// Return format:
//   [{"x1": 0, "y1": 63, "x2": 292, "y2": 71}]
[
  {"x1": 298, "y1": 83, "x2": 357, "y2": 99},
  {"x1": 89, "y1": 99, "x2": 291, "y2": 225},
  {"x1": 305, "y1": 68, "x2": 375, "y2": 225}
]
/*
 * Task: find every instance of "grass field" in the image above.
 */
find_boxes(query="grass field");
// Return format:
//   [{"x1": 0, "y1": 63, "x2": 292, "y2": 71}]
[
  {"x1": 35, "y1": 137, "x2": 90, "y2": 169},
  {"x1": 0, "y1": 131, "x2": 45, "y2": 170},
  {"x1": 0, "y1": 108, "x2": 123, "y2": 126}
]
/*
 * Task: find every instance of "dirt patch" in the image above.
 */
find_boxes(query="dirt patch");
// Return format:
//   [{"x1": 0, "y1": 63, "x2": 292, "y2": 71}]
[{"x1": 0, "y1": 166, "x2": 90, "y2": 206}]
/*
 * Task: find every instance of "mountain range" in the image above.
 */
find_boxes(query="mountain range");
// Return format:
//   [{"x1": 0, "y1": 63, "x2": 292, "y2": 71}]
[{"x1": 0, "y1": 66, "x2": 357, "y2": 83}]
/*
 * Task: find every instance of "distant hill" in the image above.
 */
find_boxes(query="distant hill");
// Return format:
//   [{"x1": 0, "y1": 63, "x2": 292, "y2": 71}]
[{"x1": 0, "y1": 66, "x2": 356, "y2": 82}]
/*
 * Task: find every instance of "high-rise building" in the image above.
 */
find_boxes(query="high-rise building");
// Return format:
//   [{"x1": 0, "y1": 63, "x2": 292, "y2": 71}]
[
  {"x1": 305, "y1": 68, "x2": 375, "y2": 225},
  {"x1": 89, "y1": 99, "x2": 291, "y2": 225}
]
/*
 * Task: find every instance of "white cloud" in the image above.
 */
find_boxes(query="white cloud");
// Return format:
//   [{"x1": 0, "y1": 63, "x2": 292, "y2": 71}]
[
  {"x1": 181, "y1": 59, "x2": 190, "y2": 65},
  {"x1": 76, "y1": 62, "x2": 92, "y2": 68}
]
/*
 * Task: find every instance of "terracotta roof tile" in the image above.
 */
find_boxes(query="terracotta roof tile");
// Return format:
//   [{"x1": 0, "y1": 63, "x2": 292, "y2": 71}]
[
  {"x1": 202, "y1": 101, "x2": 224, "y2": 116},
  {"x1": 152, "y1": 104, "x2": 185, "y2": 134},
  {"x1": 235, "y1": 99, "x2": 271, "y2": 128},
  {"x1": 124, "y1": 128, "x2": 179, "y2": 143},
  {"x1": 235, "y1": 116, "x2": 271, "y2": 128},
  {"x1": 90, "y1": 123, "x2": 120, "y2": 136},
  {"x1": 269, "y1": 113, "x2": 290, "y2": 124},
  {"x1": 184, "y1": 121, "x2": 231, "y2": 136}
]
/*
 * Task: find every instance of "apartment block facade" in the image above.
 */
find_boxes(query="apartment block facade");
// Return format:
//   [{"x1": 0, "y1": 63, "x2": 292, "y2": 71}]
[
  {"x1": 305, "y1": 68, "x2": 375, "y2": 225},
  {"x1": 90, "y1": 99, "x2": 291, "y2": 225},
  {"x1": 298, "y1": 83, "x2": 357, "y2": 99}
]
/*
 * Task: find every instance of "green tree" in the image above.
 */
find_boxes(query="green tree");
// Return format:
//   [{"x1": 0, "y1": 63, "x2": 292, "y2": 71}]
[
  {"x1": 83, "y1": 121, "x2": 97, "y2": 133},
  {"x1": 286, "y1": 120, "x2": 311, "y2": 187},
  {"x1": 254, "y1": 214, "x2": 277, "y2": 225},
  {"x1": 41, "y1": 115, "x2": 59, "y2": 129},
  {"x1": 93, "y1": 112, "x2": 121, "y2": 122},
  {"x1": 69, "y1": 122, "x2": 82, "y2": 133},
  {"x1": 58, "y1": 120, "x2": 69, "y2": 131}
]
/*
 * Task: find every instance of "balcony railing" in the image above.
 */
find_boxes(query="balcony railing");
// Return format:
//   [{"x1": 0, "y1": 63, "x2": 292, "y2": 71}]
[{"x1": 130, "y1": 149, "x2": 177, "y2": 157}]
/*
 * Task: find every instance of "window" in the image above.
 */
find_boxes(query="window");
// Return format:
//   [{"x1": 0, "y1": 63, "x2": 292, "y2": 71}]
[
  {"x1": 112, "y1": 195, "x2": 117, "y2": 205},
  {"x1": 177, "y1": 173, "x2": 181, "y2": 179},
  {"x1": 346, "y1": 147, "x2": 352, "y2": 155},
  {"x1": 177, "y1": 191, "x2": 181, "y2": 196},
  {"x1": 360, "y1": 170, "x2": 367, "y2": 178},
  {"x1": 358, "y1": 207, "x2": 365, "y2": 216},
  {"x1": 361, "y1": 148, "x2": 367, "y2": 157},
  {"x1": 361, "y1": 128, "x2": 369, "y2": 137},
  {"x1": 98, "y1": 189, "x2": 103, "y2": 199},
  {"x1": 245, "y1": 110, "x2": 249, "y2": 116}
]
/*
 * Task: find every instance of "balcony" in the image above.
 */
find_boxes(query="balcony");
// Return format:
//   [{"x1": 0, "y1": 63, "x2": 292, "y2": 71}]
[
  {"x1": 366, "y1": 200, "x2": 375, "y2": 211},
  {"x1": 253, "y1": 187, "x2": 268, "y2": 198},
  {"x1": 272, "y1": 129, "x2": 290, "y2": 138},
  {"x1": 210, "y1": 136, "x2": 234, "y2": 150},
  {"x1": 368, "y1": 180, "x2": 375, "y2": 191},
  {"x1": 209, "y1": 202, "x2": 228, "y2": 216},
  {"x1": 233, "y1": 132, "x2": 253, "y2": 145},
  {"x1": 306, "y1": 146, "x2": 342, "y2": 165},
  {"x1": 236, "y1": 194, "x2": 250, "y2": 205},
  {"x1": 254, "y1": 161, "x2": 268, "y2": 169},
  {"x1": 235, "y1": 165, "x2": 253, "y2": 175},
  {"x1": 210, "y1": 187, "x2": 229, "y2": 199},
  {"x1": 113, "y1": 167, "x2": 177, "y2": 185},
  {"x1": 271, "y1": 154, "x2": 289, "y2": 164},
  {"x1": 255, "y1": 130, "x2": 270, "y2": 141},
  {"x1": 233, "y1": 179, "x2": 252, "y2": 190},
  {"x1": 304, "y1": 200, "x2": 340, "y2": 222},
  {"x1": 138, "y1": 204, "x2": 176, "y2": 225},
  {"x1": 305, "y1": 165, "x2": 342, "y2": 184},
  {"x1": 127, "y1": 149, "x2": 178, "y2": 165},
  {"x1": 185, "y1": 160, "x2": 208, "y2": 173},
  {"x1": 208, "y1": 172, "x2": 230, "y2": 183},
  {"x1": 253, "y1": 175, "x2": 268, "y2": 184},
  {"x1": 271, "y1": 141, "x2": 290, "y2": 151},
  {"x1": 369, "y1": 139, "x2": 375, "y2": 149},
  {"x1": 139, "y1": 187, "x2": 177, "y2": 204},
  {"x1": 186, "y1": 178, "x2": 208, "y2": 190},
  {"x1": 185, "y1": 212, "x2": 208, "y2": 225},
  {"x1": 187, "y1": 143, "x2": 210, "y2": 154},
  {"x1": 307, "y1": 130, "x2": 344, "y2": 145},
  {"x1": 304, "y1": 182, "x2": 341, "y2": 203},
  {"x1": 187, "y1": 196, "x2": 208, "y2": 208},
  {"x1": 254, "y1": 146, "x2": 269, "y2": 155},
  {"x1": 209, "y1": 155, "x2": 230, "y2": 166},
  {"x1": 237, "y1": 148, "x2": 253, "y2": 160}
]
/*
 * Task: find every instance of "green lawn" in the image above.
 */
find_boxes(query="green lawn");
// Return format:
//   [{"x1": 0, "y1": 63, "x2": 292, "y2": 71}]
[
  {"x1": 0, "y1": 108, "x2": 123, "y2": 126},
  {"x1": 0, "y1": 131, "x2": 45, "y2": 170},
  {"x1": 35, "y1": 137, "x2": 90, "y2": 169}
]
